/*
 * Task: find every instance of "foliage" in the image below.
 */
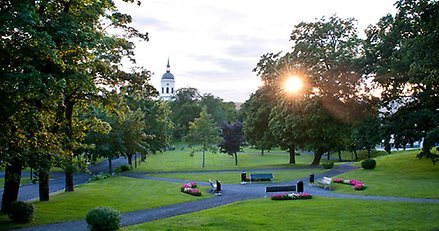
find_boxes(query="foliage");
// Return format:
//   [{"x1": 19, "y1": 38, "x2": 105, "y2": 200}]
[
  {"x1": 270, "y1": 193, "x2": 312, "y2": 200},
  {"x1": 361, "y1": 159, "x2": 377, "y2": 170},
  {"x1": 363, "y1": 0, "x2": 439, "y2": 162},
  {"x1": 333, "y1": 178, "x2": 366, "y2": 190},
  {"x1": 180, "y1": 182, "x2": 202, "y2": 196},
  {"x1": 322, "y1": 162, "x2": 334, "y2": 169},
  {"x1": 169, "y1": 88, "x2": 202, "y2": 141},
  {"x1": 219, "y1": 121, "x2": 244, "y2": 165},
  {"x1": 185, "y1": 107, "x2": 222, "y2": 167},
  {"x1": 85, "y1": 206, "x2": 121, "y2": 231},
  {"x1": 114, "y1": 165, "x2": 132, "y2": 174},
  {"x1": 90, "y1": 173, "x2": 112, "y2": 182},
  {"x1": 7, "y1": 201, "x2": 35, "y2": 223}
]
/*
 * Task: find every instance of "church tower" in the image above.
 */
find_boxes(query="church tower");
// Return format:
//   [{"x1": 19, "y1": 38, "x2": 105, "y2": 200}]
[{"x1": 160, "y1": 58, "x2": 175, "y2": 101}]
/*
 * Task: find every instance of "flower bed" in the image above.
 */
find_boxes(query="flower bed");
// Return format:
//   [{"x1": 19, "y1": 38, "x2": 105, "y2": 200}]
[
  {"x1": 181, "y1": 182, "x2": 202, "y2": 196},
  {"x1": 333, "y1": 178, "x2": 366, "y2": 190},
  {"x1": 271, "y1": 193, "x2": 312, "y2": 200}
]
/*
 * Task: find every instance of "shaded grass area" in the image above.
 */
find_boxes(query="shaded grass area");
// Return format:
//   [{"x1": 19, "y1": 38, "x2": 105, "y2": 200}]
[
  {"x1": 0, "y1": 176, "x2": 213, "y2": 230},
  {"x1": 334, "y1": 149, "x2": 439, "y2": 198},
  {"x1": 148, "y1": 168, "x2": 329, "y2": 184},
  {"x1": 135, "y1": 148, "x2": 315, "y2": 172},
  {"x1": 124, "y1": 197, "x2": 439, "y2": 231}
]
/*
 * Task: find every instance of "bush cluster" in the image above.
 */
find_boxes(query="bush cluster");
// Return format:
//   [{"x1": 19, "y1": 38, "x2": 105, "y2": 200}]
[
  {"x1": 7, "y1": 201, "x2": 35, "y2": 223},
  {"x1": 86, "y1": 206, "x2": 121, "y2": 231},
  {"x1": 322, "y1": 162, "x2": 334, "y2": 169},
  {"x1": 114, "y1": 165, "x2": 131, "y2": 174},
  {"x1": 90, "y1": 173, "x2": 111, "y2": 182},
  {"x1": 361, "y1": 159, "x2": 377, "y2": 169}
]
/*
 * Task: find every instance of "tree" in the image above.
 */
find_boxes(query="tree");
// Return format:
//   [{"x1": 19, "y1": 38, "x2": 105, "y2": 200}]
[
  {"x1": 169, "y1": 88, "x2": 202, "y2": 141},
  {"x1": 185, "y1": 107, "x2": 221, "y2": 168},
  {"x1": 240, "y1": 85, "x2": 277, "y2": 155},
  {"x1": 121, "y1": 108, "x2": 147, "y2": 167},
  {"x1": 200, "y1": 93, "x2": 238, "y2": 125},
  {"x1": 363, "y1": 0, "x2": 439, "y2": 162},
  {"x1": 219, "y1": 121, "x2": 244, "y2": 165}
]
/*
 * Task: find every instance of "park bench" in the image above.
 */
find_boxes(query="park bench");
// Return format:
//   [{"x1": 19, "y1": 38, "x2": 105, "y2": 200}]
[
  {"x1": 209, "y1": 179, "x2": 222, "y2": 195},
  {"x1": 317, "y1": 177, "x2": 332, "y2": 190},
  {"x1": 265, "y1": 185, "x2": 296, "y2": 193},
  {"x1": 249, "y1": 173, "x2": 274, "y2": 183}
]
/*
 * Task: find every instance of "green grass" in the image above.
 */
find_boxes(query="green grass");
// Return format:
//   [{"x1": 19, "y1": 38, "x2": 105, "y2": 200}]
[
  {"x1": 0, "y1": 178, "x2": 31, "y2": 189},
  {"x1": 333, "y1": 149, "x2": 439, "y2": 198},
  {"x1": 136, "y1": 148, "x2": 315, "y2": 172},
  {"x1": 148, "y1": 168, "x2": 329, "y2": 184},
  {"x1": 0, "y1": 176, "x2": 213, "y2": 230},
  {"x1": 124, "y1": 197, "x2": 439, "y2": 231}
]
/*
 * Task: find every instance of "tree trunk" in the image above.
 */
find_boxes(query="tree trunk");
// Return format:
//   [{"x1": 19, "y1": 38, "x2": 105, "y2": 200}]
[
  {"x1": 140, "y1": 153, "x2": 146, "y2": 162},
  {"x1": 39, "y1": 169, "x2": 49, "y2": 201},
  {"x1": 134, "y1": 153, "x2": 137, "y2": 168},
  {"x1": 65, "y1": 101, "x2": 75, "y2": 192},
  {"x1": 202, "y1": 150, "x2": 205, "y2": 168},
  {"x1": 338, "y1": 150, "x2": 342, "y2": 162},
  {"x1": 354, "y1": 150, "x2": 358, "y2": 160},
  {"x1": 289, "y1": 145, "x2": 296, "y2": 164},
  {"x1": 234, "y1": 153, "x2": 238, "y2": 166},
  {"x1": 261, "y1": 149, "x2": 264, "y2": 155},
  {"x1": 367, "y1": 149, "x2": 371, "y2": 159},
  {"x1": 327, "y1": 151, "x2": 330, "y2": 160},
  {"x1": 1, "y1": 162, "x2": 22, "y2": 212},
  {"x1": 127, "y1": 154, "x2": 133, "y2": 166},
  {"x1": 311, "y1": 148, "x2": 324, "y2": 166},
  {"x1": 108, "y1": 158, "x2": 112, "y2": 174}
]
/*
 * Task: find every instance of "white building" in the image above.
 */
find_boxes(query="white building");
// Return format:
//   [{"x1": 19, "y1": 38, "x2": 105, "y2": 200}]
[{"x1": 160, "y1": 58, "x2": 175, "y2": 101}]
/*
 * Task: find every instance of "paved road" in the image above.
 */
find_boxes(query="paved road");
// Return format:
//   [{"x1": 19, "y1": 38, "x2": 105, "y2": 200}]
[
  {"x1": 0, "y1": 157, "x2": 129, "y2": 205},
  {"x1": 12, "y1": 163, "x2": 439, "y2": 231}
]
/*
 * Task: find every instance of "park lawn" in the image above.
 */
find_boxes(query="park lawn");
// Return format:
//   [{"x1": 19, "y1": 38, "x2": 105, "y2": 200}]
[
  {"x1": 333, "y1": 149, "x2": 439, "y2": 198},
  {"x1": 0, "y1": 176, "x2": 213, "y2": 230},
  {"x1": 147, "y1": 168, "x2": 329, "y2": 184},
  {"x1": 0, "y1": 178, "x2": 31, "y2": 189},
  {"x1": 134, "y1": 148, "x2": 315, "y2": 172},
  {"x1": 124, "y1": 197, "x2": 439, "y2": 231}
]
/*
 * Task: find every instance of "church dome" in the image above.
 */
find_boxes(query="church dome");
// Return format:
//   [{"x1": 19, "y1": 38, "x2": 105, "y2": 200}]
[
  {"x1": 162, "y1": 71, "x2": 174, "y2": 80},
  {"x1": 161, "y1": 58, "x2": 174, "y2": 80}
]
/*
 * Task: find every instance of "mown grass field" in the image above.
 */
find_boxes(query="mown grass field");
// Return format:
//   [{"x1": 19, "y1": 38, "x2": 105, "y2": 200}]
[
  {"x1": 0, "y1": 177, "x2": 213, "y2": 231},
  {"x1": 124, "y1": 197, "x2": 439, "y2": 231},
  {"x1": 332, "y1": 149, "x2": 439, "y2": 198}
]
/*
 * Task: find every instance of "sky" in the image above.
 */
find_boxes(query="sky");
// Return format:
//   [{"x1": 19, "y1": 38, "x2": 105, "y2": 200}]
[{"x1": 116, "y1": 0, "x2": 397, "y2": 103}]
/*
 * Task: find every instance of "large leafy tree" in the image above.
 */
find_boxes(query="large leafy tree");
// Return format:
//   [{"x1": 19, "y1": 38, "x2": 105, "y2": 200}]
[
  {"x1": 169, "y1": 88, "x2": 202, "y2": 141},
  {"x1": 363, "y1": 0, "x2": 439, "y2": 162},
  {"x1": 219, "y1": 121, "x2": 244, "y2": 166},
  {"x1": 185, "y1": 107, "x2": 221, "y2": 168},
  {"x1": 240, "y1": 85, "x2": 277, "y2": 155},
  {"x1": 1, "y1": 0, "x2": 150, "y2": 209}
]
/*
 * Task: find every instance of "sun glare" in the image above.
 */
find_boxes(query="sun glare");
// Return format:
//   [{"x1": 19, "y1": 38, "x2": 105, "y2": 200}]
[{"x1": 284, "y1": 76, "x2": 303, "y2": 94}]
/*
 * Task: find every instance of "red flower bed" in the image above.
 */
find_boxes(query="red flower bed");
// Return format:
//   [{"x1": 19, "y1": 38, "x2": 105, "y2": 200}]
[{"x1": 181, "y1": 182, "x2": 202, "y2": 196}]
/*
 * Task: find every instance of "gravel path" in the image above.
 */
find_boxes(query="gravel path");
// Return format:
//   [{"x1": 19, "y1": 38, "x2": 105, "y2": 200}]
[{"x1": 12, "y1": 163, "x2": 439, "y2": 231}]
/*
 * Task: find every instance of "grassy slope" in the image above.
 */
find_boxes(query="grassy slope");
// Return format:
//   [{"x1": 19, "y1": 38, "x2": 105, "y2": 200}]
[
  {"x1": 333, "y1": 149, "x2": 439, "y2": 198},
  {"x1": 124, "y1": 197, "x2": 439, "y2": 231},
  {"x1": 148, "y1": 168, "x2": 329, "y2": 184},
  {"x1": 135, "y1": 148, "x2": 315, "y2": 172},
  {"x1": 0, "y1": 176, "x2": 213, "y2": 230}
]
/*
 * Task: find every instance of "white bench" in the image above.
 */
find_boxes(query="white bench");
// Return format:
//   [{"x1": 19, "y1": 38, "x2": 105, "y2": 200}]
[
  {"x1": 318, "y1": 177, "x2": 332, "y2": 190},
  {"x1": 209, "y1": 179, "x2": 222, "y2": 195}
]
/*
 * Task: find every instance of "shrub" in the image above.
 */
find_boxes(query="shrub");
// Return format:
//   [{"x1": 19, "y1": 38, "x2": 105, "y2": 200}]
[
  {"x1": 322, "y1": 162, "x2": 334, "y2": 169},
  {"x1": 7, "y1": 201, "x2": 35, "y2": 223},
  {"x1": 86, "y1": 207, "x2": 121, "y2": 231},
  {"x1": 90, "y1": 173, "x2": 111, "y2": 182},
  {"x1": 114, "y1": 165, "x2": 131, "y2": 174},
  {"x1": 361, "y1": 159, "x2": 377, "y2": 169}
]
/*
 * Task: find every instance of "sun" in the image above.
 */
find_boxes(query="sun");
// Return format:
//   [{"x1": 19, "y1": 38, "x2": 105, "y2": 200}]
[{"x1": 284, "y1": 76, "x2": 303, "y2": 94}]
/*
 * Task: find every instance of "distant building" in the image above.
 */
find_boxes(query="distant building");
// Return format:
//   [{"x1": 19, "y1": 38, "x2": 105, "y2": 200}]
[{"x1": 160, "y1": 58, "x2": 175, "y2": 101}]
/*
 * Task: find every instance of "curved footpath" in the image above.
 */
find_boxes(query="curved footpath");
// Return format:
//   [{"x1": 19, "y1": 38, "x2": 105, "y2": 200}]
[{"x1": 13, "y1": 163, "x2": 439, "y2": 231}]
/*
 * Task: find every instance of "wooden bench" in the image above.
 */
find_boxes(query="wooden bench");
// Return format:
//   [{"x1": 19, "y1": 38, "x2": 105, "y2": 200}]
[
  {"x1": 250, "y1": 173, "x2": 274, "y2": 183},
  {"x1": 265, "y1": 185, "x2": 296, "y2": 192},
  {"x1": 317, "y1": 177, "x2": 332, "y2": 190}
]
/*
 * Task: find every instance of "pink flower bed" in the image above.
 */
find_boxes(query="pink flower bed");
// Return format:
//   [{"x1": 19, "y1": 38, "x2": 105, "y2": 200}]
[
  {"x1": 271, "y1": 193, "x2": 312, "y2": 200},
  {"x1": 181, "y1": 182, "x2": 202, "y2": 196},
  {"x1": 333, "y1": 178, "x2": 366, "y2": 190}
]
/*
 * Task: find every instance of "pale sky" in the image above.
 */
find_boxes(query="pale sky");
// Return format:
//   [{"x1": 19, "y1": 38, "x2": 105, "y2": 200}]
[{"x1": 117, "y1": 0, "x2": 397, "y2": 102}]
